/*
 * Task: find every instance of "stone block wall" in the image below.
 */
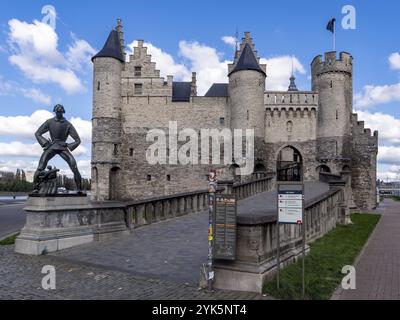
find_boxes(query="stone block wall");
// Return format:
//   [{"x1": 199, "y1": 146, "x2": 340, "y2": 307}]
[{"x1": 351, "y1": 114, "x2": 378, "y2": 210}]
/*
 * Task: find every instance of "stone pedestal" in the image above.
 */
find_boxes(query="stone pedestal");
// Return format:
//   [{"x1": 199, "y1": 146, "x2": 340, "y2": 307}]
[{"x1": 15, "y1": 194, "x2": 129, "y2": 255}]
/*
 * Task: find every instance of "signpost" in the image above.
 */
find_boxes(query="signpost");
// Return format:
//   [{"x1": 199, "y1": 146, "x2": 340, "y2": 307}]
[
  {"x1": 276, "y1": 182, "x2": 305, "y2": 297},
  {"x1": 207, "y1": 170, "x2": 217, "y2": 291},
  {"x1": 214, "y1": 194, "x2": 237, "y2": 260}
]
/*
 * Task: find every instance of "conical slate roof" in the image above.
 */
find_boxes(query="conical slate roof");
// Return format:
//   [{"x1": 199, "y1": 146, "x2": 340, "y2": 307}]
[
  {"x1": 229, "y1": 43, "x2": 266, "y2": 76},
  {"x1": 92, "y1": 30, "x2": 124, "y2": 62}
]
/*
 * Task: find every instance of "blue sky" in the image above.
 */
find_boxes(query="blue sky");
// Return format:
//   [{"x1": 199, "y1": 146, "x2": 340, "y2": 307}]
[{"x1": 0, "y1": 0, "x2": 400, "y2": 179}]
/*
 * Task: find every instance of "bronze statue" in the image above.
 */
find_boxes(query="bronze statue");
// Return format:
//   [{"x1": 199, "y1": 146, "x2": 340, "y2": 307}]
[{"x1": 33, "y1": 104, "x2": 83, "y2": 193}]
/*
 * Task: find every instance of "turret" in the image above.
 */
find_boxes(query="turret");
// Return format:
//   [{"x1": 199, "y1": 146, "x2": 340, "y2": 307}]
[
  {"x1": 228, "y1": 32, "x2": 266, "y2": 138},
  {"x1": 91, "y1": 20, "x2": 125, "y2": 201},
  {"x1": 311, "y1": 51, "x2": 353, "y2": 159}
]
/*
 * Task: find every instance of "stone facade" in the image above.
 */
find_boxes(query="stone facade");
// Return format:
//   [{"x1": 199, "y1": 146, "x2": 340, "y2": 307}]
[{"x1": 91, "y1": 22, "x2": 377, "y2": 211}]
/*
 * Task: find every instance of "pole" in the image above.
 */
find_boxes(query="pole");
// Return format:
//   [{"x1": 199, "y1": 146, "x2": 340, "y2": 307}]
[
  {"x1": 302, "y1": 183, "x2": 305, "y2": 298},
  {"x1": 333, "y1": 20, "x2": 336, "y2": 51},
  {"x1": 277, "y1": 220, "x2": 280, "y2": 290},
  {"x1": 207, "y1": 170, "x2": 217, "y2": 291}
]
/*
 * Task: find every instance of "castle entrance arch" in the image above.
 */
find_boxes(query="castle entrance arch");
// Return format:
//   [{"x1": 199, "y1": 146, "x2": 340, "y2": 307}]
[{"x1": 276, "y1": 146, "x2": 303, "y2": 181}]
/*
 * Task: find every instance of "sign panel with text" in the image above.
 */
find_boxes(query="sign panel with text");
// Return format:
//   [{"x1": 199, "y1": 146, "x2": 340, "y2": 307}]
[
  {"x1": 278, "y1": 184, "x2": 303, "y2": 224},
  {"x1": 214, "y1": 194, "x2": 237, "y2": 260}
]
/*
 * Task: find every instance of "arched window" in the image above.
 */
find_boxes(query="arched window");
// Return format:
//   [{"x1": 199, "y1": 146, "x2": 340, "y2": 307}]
[
  {"x1": 316, "y1": 165, "x2": 331, "y2": 173},
  {"x1": 276, "y1": 146, "x2": 303, "y2": 181}
]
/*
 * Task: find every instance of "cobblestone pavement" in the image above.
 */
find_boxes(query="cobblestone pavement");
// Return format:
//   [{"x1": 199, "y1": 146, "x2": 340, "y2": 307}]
[
  {"x1": 0, "y1": 246, "x2": 267, "y2": 300},
  {"x1": 333, "y1": 198, "x2": 400, "y2": 300},
  {"x1": 51, "y1": 211, "x2": 210, "y2": 285}
]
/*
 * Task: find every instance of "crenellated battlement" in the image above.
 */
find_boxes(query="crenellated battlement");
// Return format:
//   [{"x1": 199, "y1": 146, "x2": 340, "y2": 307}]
[
  {"x1": 265, "y1": 91, "x2": 318, "y2": 106},
  {"x1": 266, "y1": 106, "x2": 317, "y2": 118},
  {"x1": 311, "y1": 51, "x2": 353, "y2": 76},
  {"x1": 351, "y1": 113, "x2": 378, "y2": 141}
]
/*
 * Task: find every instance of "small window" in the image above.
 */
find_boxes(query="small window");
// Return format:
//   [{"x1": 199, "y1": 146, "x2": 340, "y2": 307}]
[
  {"x1": 286, "y1": 121, "x2": 293, "y2": 133},
  {"x1": 336, "y1": 110, "x2": 338, "y2": 120},
  {"x1": 219, "y1": 117, "x2": 225, "y2": 125},
  {"x1": 167, "y1": 175, "x2": 171, "y2": 181},
  {"x1": 330, "y1": 81, "x2": 333, "y2": 88},
  {"x1": 247, "y1": 110, "x2": 249, "y2": 120},
  {"x1": 147, "y1": 175, "x2": 151, "y2": 181},
  {"x1": 129, "y1": 148, "x2": 133, "y2": 156},
  {"x1": 97, "y1": 81, "x2": 101, "y2": 91},
  {"x1": 134, "y1": 66, "x2": 142, "y2": 77},
  {"x1": 113, "y1": 144, "x2": 118, "y2": 156},
  {"x1": 134, "y1": 83, "x2": 143, "y2": 94}
]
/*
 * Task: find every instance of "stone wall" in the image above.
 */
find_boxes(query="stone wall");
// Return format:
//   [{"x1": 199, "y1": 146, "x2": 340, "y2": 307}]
[
  {"x1": 214, "y1": 187, "x2": 343, "y2": 293},
  {"x1": 351, "y1": 114, "x2": 378, "y2": 210}
]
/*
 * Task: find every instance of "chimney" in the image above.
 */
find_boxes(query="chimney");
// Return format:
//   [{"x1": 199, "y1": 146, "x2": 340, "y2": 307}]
[{"x1": 191, "y1": 72, "x2": 197, "y2": 96}]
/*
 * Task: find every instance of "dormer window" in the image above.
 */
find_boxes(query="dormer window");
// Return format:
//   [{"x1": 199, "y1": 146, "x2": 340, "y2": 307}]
[{"x1": 134, "y1": 66, "x2": 142, "y2": 77}]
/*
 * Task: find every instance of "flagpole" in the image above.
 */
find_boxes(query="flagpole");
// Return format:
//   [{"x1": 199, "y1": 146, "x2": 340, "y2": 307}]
[{"x1": 333, "y1": 20, "x2": 336, "y2": 51}]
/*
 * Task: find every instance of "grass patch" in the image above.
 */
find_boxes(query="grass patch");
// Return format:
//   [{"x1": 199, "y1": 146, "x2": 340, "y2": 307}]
[
  {"x1": 264, "y1": 213, "x2": 380, "y2": 300},
  {"x1": 0, "y1": 233, "x2": 19, "y2": 245},
  {"x1": 388, "y1": 196, "x2": 400, "y2": 201}
]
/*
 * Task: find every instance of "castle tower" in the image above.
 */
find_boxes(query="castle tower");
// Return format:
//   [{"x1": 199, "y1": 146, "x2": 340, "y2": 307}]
[
  {"x1": 228, "y1": 32, "x2": 266, "y2": 139},
  {"x1": 91, "y1": 21, "x2": 125, "y2": 201},
  {"x1": 311, "y1": 51, "x2": 353, "y2": 169}
]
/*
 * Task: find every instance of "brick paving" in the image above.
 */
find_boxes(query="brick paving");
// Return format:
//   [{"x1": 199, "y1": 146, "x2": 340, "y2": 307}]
[{"x1": 333, "y1": 198, "x2": 400, "y2": 300}]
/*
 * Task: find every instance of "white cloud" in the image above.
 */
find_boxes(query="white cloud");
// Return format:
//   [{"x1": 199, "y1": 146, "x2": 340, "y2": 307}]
[
  {"x1": 354, "y1": 83, "x2": 400, "y2": 109},
  {"x1": 127, "y1": 41, "x2": 191, "y2": 81},
  {"x1": 356, "y1": 110, "x2": 400, "y2": 145},
  {"x1": 0, "y1": 76, "x2": 51, "y2": 104},
  {"x1": 19, "y1": 87, "x2": 51, "y2": 104},
  {"x1": 389, "y1": 52, "x2": 400, "y2": 70},
  {"x1": 66, "y1": 36, "x2": 97, "y2": 71},
  {"x1": 261, "y1": 55, "x2": 306, "y2": 91},
  {"x1": 0, "y1": 110, "x2": 92, "y2": 142},
  {"x1": 354, "y1": 52, "x2": 400, "y2": 108},
  {"x1": 127, "y1": 38, "x2": 305, "y2": 95},
  {"x1": 378, "y1": 146, "x2": 400, "y2": 165},
  {"x1": 0, "y1": 141, "x2": 87, "y2": 157},
  {"x1": 7, "y1": 19, "x2": 95, "y2": 94},
  {"x1": 179, "y1": 40, "x2": 231, "y2": 95},
  {"x1": 222, "y1": 36, "x2": 236, "y2": 48},
  {"x1": 377, "y1": 169, "x2": 398, "y2": 181},
  {"x1": 0, "y1": 160, "x2": 38, "y2": 173}
]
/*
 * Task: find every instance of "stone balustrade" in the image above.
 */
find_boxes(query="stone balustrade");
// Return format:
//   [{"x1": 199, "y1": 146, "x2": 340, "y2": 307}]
[
  {"x1": 232, "y1": 176, "x2": 273, "y2": 200},
  {"x1": 125, "y1": 176, "x2": 273, "y2": 228},
  {"x1": 214, "y1": 187, "x2": 344, "y2": 293}
]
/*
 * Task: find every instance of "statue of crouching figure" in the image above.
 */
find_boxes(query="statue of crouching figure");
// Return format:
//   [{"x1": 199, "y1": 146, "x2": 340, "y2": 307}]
[{"x1": 36, "y1": 166, "x2": 60, "y2": 194}]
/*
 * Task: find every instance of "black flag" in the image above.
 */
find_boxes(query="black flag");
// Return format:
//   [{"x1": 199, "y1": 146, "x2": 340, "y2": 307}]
[{"x1": 326, "y1": 18, "x2": 336, "y2": 33}]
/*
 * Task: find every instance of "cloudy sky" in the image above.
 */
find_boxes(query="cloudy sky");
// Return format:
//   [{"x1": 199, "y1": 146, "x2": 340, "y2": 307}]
[{"x1": 0, "y1": 0, "x2": 399, "y2": 180}]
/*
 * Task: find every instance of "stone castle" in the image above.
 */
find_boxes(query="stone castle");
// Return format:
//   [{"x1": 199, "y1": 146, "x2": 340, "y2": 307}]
[{"x1": 90, "y1": 20, "x2": 378, "y2": 211}]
